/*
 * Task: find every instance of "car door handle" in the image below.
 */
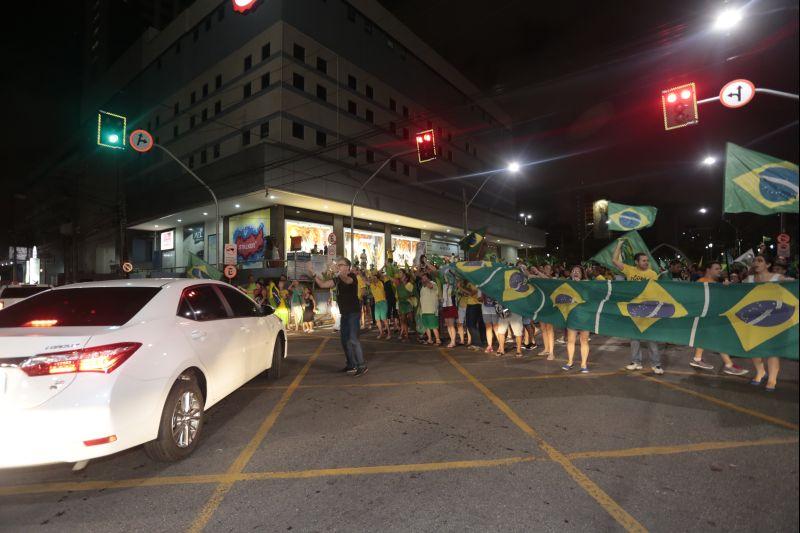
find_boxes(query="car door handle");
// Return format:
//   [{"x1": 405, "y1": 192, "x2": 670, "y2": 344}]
[{"x1": 190, "y1": 330, "x2": 207, "y2": 341}]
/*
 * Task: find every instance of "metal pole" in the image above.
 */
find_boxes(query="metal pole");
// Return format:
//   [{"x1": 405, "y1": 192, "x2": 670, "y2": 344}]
[
  {"x1": 756, "y1": 88, "x2": 799, "y2": 101},
  {"x1": 154, "y1": 144, "x2": 221, "y2": 268},
  {"x1": 350, "y1": 150, "x2": 416, "y2": 264},
  {"x1": 463, "y1": 171, "x2": 498, "y2": 237}
]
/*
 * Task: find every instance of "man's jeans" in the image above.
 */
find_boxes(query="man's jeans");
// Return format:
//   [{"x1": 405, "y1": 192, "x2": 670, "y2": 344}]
[
  {"x1": 631, "y1": 340, "x2": 661, "y2": 366},
  {"x1": 340, "y1": 312, "x2": 365, "y2": 369}
]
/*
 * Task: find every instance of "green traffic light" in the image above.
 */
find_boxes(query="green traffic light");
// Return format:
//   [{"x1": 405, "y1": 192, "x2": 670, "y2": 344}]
[{"x1": 108, "y1": 133, "x2": 120, "y2": 144}]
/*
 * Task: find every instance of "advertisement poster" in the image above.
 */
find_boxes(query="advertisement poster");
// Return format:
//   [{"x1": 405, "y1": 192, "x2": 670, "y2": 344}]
[
  {"x1": 285, "y1": 220, "x2": 333, "y2": 255},
  {"x1": 346, "y1": 229, "x2": 386, "y2": 270},
  {"x1": 229, "y1": 209, "x2": 270, "y2": 263},
  {"x1": 182, "y1": 224, "x2": 205, "y2": 259},
  {"x1": 391, "y1": 236, "x2": 419, "y2": 267},
  {"x1": 160, "y1": 230, "x2": 174, "y2": 251}
]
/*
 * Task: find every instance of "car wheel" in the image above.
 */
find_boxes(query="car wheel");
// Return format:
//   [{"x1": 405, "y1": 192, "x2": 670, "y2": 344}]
[
  {"x1": 144, "y1": 373, "x2": 205, "y2": 462},
  {"x1": 267, "y1": 336, "x2": 283, "y2": 381}
]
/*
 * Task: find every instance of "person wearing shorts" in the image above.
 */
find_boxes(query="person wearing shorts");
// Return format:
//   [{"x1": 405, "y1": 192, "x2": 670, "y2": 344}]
[
  {"x1": 480, "y1": 290, "x2": 500, "y2": 354},
  {"x1": 439, "y1": 268, "x2": 459, "y2": 347},
  {"x1": 369, "y1": 272, "x2": 390, "y2": 339},
  {"x1": 496, "y1": 312, "x2": 525, "y2": 356},
  {"x1": 521, "y1": 316, "x2": 537, "y2": 350},
  {"x1": 419, "y1": 272, "x2": 442, "y2": 345}
]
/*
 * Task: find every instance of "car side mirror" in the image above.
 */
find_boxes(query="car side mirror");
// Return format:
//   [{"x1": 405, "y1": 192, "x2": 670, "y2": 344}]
[{"x1": 261, "y1": 305, "x2": 275, "y2": 316}]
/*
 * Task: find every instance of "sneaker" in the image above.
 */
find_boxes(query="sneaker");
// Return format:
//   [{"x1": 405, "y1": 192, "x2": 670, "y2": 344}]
[
  {"x1": 467, "y1": 345, "x2": 480, "y2": 351},
  {"x1": 723, "y1": 364, "x2": 749, "y2": 376},
  {"x1": 343, "y1": 367, "x2": 357, "y2": 374},
  {"x1": 555, "y1": 338, "x2": 566, "y2": 345},
  {"x1": 523, "y1": 343, "x2": 533, "y2": 351},
  {"x1": 580, "y1": 367, "x2": 589, "y2": 373},
  {"x1": 354, "y1": 367, "x2": 369, "y2": 377},
  {"x1": 626, "y1": 363, "x2": 643, "y2": 371},
  {"x1": 652, "y1": 365, "x2": 664, "y2": 375},
  {"x1": 561, "y1": 364, "x2": 573, "y2": 371},
  {"x1": 690, "y1": 359, "x2": 714, "y2": 371}
]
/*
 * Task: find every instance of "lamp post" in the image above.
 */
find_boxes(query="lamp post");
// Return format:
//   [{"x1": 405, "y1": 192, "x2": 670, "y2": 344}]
[
  {"x1": 350, "y1": 150, "x2": 417, "y2": 264},
  {"x1": 463, "y1": 162, "x2": 520, "y2": 236}
]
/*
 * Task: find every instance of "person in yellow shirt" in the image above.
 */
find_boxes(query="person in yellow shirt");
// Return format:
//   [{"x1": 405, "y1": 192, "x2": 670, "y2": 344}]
[
  {"x1": 369, "y1": 272, "x2": 389, "y2": 339},
  {"x1": 612, "y1": 239, "x2": 663, "y2": 374}
]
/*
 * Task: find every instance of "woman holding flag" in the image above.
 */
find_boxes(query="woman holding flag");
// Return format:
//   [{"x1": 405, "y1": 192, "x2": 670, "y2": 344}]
[
  {"x1": 562, "y1": 265, "x2": 591, "y2": 373},
  {"x1": 527, "y1": 264, "x2": 556, "y2": 359}
]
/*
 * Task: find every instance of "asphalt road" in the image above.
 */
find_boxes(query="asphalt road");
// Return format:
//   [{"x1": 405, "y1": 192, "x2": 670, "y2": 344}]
[{"x1": 1, "y1": 330, "x2": 798, "y2": 532}]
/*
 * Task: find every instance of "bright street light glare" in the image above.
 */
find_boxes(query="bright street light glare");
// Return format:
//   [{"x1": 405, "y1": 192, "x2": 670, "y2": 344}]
[
  {"x1": 698, "y1": 207, "x2": 708, "y2": 214},
  {"x1": 107, "y1": 133, "x2": 119, "y2": 144},
  {"x1": 713, "y1": 8, "x2": 743, "y2": 31},
  {"x1": 702, "y1": 156, "x2": 716, "y2": 166},
  {"x1": 519, "y1": 212, "x2": 525, "y2": 217},
  {"x1": 507, "y1": 162, "x2": 521, "y2": 173}
]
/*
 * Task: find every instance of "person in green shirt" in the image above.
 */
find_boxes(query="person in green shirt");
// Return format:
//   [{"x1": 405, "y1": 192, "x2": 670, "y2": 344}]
[
  {"x1": 289, "y1": 280, "x2": 304, "y2": 332},
  {"x1": 395, "y1": 271, "x2": 416, "y2": 341}
]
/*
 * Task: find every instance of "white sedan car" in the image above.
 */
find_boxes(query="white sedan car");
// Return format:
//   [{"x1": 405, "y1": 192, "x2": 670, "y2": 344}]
[{"x1": 0, "y1": 279, "x2": 286, "y2": 468}]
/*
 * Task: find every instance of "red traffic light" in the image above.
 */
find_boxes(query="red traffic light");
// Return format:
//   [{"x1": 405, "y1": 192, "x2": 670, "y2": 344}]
[
  {"x1": 415, "y1": 129, "x2": 437, "y2": 163},
  {"x1": 232, "y1": 0, "x2": 259, "y2": 13},
  {"x1": 661, "y1": 82, "x2": 698, "y2": 131}
]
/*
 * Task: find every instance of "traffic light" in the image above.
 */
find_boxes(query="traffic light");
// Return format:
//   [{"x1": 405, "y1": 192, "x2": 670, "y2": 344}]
[
  {"x1": 415, "y1": 129, "x2": 437, "y2": 163},
  {"x1": 661, "y1": 82, "x2": 698, "y2": 131},
  {"x1": 97, "y1": 110, "x2": 127, "y2": 149}
]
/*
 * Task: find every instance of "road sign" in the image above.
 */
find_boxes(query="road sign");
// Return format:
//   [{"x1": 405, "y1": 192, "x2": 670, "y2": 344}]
[
  {"x1": 327, "y1": 232, "x2": 337, "y2": 245},
  {"x1": 224, "y1": 244, "x2": 237, "y2": 266},
  {"x1": 777, "y1": 233, "x2": 791, "y2": 245},
  {"x1": 121, "y1": 262, "x2": 134, "y2": 273},
  {"x1": 719, "y1": 79, "x2": 755, "y2": 109},
  {"x1": 129, "y1": 129, "x2": 154, "y2": 153},
  {"x1": 224, "y1": 265, "x2": 238, "y2": 279}
]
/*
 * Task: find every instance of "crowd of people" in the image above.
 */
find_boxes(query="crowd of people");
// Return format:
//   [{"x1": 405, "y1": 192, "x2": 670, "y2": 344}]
[{"x1": 239, "y1": 244, "x2": 794, "y2": 390}]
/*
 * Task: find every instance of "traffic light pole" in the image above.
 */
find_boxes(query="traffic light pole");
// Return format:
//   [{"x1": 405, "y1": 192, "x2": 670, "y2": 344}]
[
  {"x1": 154, "y1": 143, "x2": 222, "y2": 269},
  {"x1": 350, "y1": 149, "x2": 416, "y2": 265},
  {"x1": 697, "y1": 87, "x2": 799, "y2": 106},
  {"x1": 463, "y1": 171, "x2": 499, "y2": 236}
]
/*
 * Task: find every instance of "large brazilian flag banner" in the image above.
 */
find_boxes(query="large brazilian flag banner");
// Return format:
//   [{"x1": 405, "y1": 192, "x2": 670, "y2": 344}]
[{"x1": 454, "y1": 261, "x2": 799, "y2": 361}]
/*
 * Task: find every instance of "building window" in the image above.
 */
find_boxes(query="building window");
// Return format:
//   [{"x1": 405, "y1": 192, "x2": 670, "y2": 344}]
[
  {"x1": 244, "y1": 55, "x2": 252, "y2": 71},
  {"x1": 366, "y1": 150, "x2": 374, "y2": 163},
  {"x1": 204, "y1": 17, "x2": 211, "y2": 31},
  {"x1": 292, "y1": 122, "x2": 304, "y2": 139},
  {"x1": 365, "y1": 109, "x2": 374, "y2": 123},
  {"x1": 316, "y1": 57, "x2": 327, "y2": 74},
  {"x1": 389, "y1": 121, "x2": 396, "y2": 135},
  {"x1": 402, "y1": 128, "x2": 409, "y2": 139},
  {"x1": 389, "y1": 98, "x2": 396, "y2": 111},
  {"x1": 202, "y1": 83, "x2": 208, "y2": 97},
  {"x1": 293, "y1": 73, "x2": 304, "y2": 91},
  {"x1": 347, "y1": 75, "x2": 357, "y2": 90},
  {"x1": 190, "y1": 115, "x2": 196, "y2": 128},
  {"x1": 261, "y1": 42, "x2": 270, "y2": 61},
  {"x1": 366, "y1": 84, "x2": 373, "y2": 99},
  {"x1": 201, "y1": 109, "x2": 208, "y2": 122},
  {"x1": 261, "y1": 72, "x2": 270, "y2": 90},
  {"x1": 242, "y1": 130, "x2": 251, "y2": 146},
  {"x1": 200, "y1": 149, "x2": 207, "y2": 164},
  {"x1": 347, "y1": 5, "x2": 356, "y2": 21},
  {"x1": 188, "y1": 155, "x2": 194, "y2": 168},
  {"x1": 316, "y1": 84, "x2": 327, "y2": 101},
  {"x1": 390, "y1": 159, "x2": 397, "y2": 171},
  {"x1": 348, "y1": 100, "x2": 357, "y2": 115},
  {"x1": 190, "y1": 91, "x2": 196, "y2": 104},
  {"x1": 364, "y1": 20, "x2": 373, "y2": 34},
  {"x1": 403, "y1": 164, "x2": 409, "y2": 176},
  {"x1": 243, "y1": 82, "x2": 251, "y2": 98},
  {"x1": 174, "y1": 102, "x2": 179, "y2": 115},
  {"x1": 260, "y1": 122, "x2": 269, "y2": 138},
  {"x1": 214, "y1": 100, "x2": 221, "y2": 114},
  {"x1": 213, "y1": 143, "x2": 220, "y2": 158},
  {"x1": 293, "y1": 43, "x2": 305, "y2": 62},
  {"x1": 348, "y1": 144, "x2": 357, "y2": 158},
  {"x1": 402, "y1": 105, "x2": 409, "y2": 117},
  {"x1": 316, "y1": 130, "x2": 326, "y2": 147},
  {"x1": 173, "y1": 125, "x2": 179, "y2": 138},
  {"x1": 215, "y1": 74, "x2": 222, "y2": 89}
]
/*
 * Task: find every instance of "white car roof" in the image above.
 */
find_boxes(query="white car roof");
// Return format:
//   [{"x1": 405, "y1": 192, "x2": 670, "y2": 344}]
[{"x1": 52, "y1": 279, "x2": 229, "y2": 290}]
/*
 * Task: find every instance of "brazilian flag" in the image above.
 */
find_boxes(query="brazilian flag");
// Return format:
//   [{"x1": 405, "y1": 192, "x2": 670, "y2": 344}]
[
  {"x1": 458, "y1": 227, "x2": 487, "y2": 259},
  {"x1": 607, "y1": 202, "x2": 657, "y2": 231},
  {"x1": 187, "y1": 253, "x2": 222, "y2": 280},
  {"x1": 590, "y1": 230, "x2": 659, "y2": 275},
  {"x1": 724, "y1": 142, "x2": 798, "y2": 215}
]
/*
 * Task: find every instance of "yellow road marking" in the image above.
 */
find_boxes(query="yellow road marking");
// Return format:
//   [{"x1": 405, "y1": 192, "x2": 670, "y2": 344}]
[
  {"x1": 188, "y1": 338, "x2": 329, "y2": 533},
  {"x1": 567, "y1": 436, "x2": 799, "y2": 460},
  {"x1": 664, "y1": 369, "x2": 800, "y2": 387},
  {"x1": 439, "y1": 350, "x2": 647, "y2": 533},
  {"x1": 637, "y1": 374, "x2": 799, "y2": 431}
]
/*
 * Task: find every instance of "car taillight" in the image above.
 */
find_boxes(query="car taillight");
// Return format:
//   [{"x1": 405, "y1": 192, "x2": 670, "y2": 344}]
[{"x1": 20, "y1": 342, "x2": 142, "y2": 377}]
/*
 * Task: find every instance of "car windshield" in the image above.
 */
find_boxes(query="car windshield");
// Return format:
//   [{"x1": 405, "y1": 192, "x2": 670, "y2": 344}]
[
  {"x1": 1, "y1": 286, "x2": 50, "y2": 299},
  {"x1": 0, "y1": 287, "x2": 161, "y2": 328}
]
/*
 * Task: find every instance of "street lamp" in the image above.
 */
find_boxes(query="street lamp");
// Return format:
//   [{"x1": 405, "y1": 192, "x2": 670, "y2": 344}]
[
  {"x1": 713, "y1": 7, "x2": 743, "y2": 31},
  {"x1": 463, "y1": 162, "x2": 521, "y2": 236},
  {"x1": 702, "y1": 156, "x2": 716, "y2": 166},
  {"x1": 698, "y1": 207, "x2": 708, "y2": 214}
]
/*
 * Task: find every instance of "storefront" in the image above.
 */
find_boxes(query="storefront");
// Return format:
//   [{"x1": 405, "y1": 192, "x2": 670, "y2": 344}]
[
  {"x1": 285, "y1": 219, "x2": 333, "y2": 255},
  {"x1": 344, "y1": 228, "x2": 386, "y2": 270},
  {"x1": 228, "y1": 208, "x2": 270, "y2": 268}
]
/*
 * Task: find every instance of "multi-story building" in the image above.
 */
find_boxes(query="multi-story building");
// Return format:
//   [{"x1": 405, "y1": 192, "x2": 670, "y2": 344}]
[{"x1": 34, "y1": 0, "x2": 544, "y2": 283}]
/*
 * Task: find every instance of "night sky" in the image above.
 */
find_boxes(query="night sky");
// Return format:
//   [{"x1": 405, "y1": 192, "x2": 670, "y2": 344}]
[{"x1": 2, "y1": 0, "x2": 797, "y2": 258}]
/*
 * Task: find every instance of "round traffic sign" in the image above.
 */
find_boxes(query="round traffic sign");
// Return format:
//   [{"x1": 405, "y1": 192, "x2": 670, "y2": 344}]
[
  {"x1": 129, "y1": 129, "x2": 154, "y2": 153},
  {"x1": 777, "y1": 233, "x2": 791, "y2": 244},
  {"x1": 327, "y1": 232, "x2": 337, "y2": 245},
  {"x1": 719, "y1": 79, "x2": 755, "y2": 109},
  {"x1": 224, "y1": 265, "x2": 238, "y2": 279},
  {"x1": 121, "y1": 261, "x2": 134, "y2": 273}
]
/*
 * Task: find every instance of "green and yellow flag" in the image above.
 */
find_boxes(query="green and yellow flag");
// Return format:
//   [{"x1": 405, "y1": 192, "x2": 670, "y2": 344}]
[
  {"x1": 724, "y1": 142, "x2": 798, "y2": 214},
  {"x1": 607, "y1": 202, "x2": 657, "y2": 231},
  {"x1": 458, "y1": 227, "x2": 487, "y2": 259},
  {"x1": 186, "y1": 253, "x2": 222, "y2": 280},
  {"x1": 590, "y1": 230, "x2": 659, "y2": 275}
]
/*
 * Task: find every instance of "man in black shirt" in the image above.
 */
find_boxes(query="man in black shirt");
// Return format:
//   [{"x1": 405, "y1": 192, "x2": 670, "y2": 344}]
[{"x1": 308, "y1": 258, "x2": 367, "y2": 375}]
